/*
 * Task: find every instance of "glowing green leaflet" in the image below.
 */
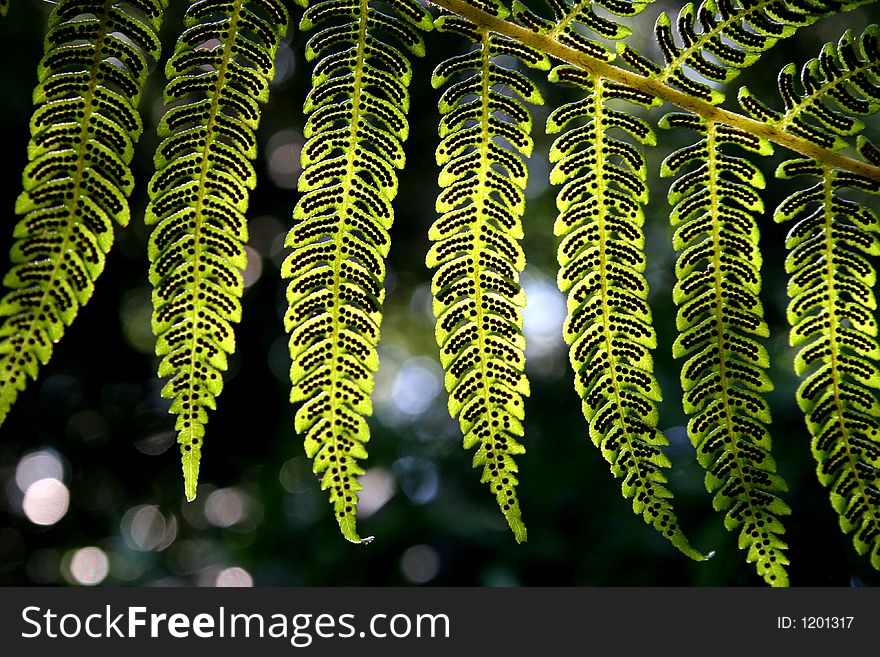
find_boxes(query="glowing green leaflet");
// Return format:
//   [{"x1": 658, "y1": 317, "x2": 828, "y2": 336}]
[
  {"x1": 285, "y1": 0, "x2": 433, "y2": 542},
  {"x1": 429, "y1": 2, "x2": 549, "y2": 542},
  {"x1": 147, "y1": 0, "x2": 289, "y2": 500},
  {"x1": 0, "y1": 0, "x2": 166, "y2": 426},
  {"x1": 748, "y1": 26, "x2": 880, "y2": 568}
]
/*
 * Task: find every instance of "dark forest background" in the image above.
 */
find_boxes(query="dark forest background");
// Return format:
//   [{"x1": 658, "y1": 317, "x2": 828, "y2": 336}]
[{"x1": 0, "y1": 0, "x2": 878, "y2": 586}]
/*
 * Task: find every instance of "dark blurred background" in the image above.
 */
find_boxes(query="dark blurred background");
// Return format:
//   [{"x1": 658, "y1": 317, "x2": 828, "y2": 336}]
[{"x1": 0, "y1": 0, "x2": 878, "y2": 587}]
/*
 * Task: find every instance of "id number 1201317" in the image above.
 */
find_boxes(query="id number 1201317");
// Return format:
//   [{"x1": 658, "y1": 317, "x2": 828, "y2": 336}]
[{"x1": 777, "y1": 617, "x2": 854, "y2": 629}]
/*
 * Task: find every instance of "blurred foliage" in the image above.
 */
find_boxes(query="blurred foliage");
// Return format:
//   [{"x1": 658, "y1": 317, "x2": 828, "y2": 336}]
[{"x1": 0, "y1": 0, "x2": 879, "y2": 586}]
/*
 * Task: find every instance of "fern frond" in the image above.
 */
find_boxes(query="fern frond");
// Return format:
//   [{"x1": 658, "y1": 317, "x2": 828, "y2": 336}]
[
  {"x1": 0, "y1": 0, "x2": 165, "y2": 426},
  {"x1": 428, "y1": 4, "x2": 549, "y2": 542},
  {"x1": 740, "y1": 26, "x2": 880, "y2": 149},
  {"x1": 763, "y1": 27, "x2": 880, "y2": 568},
  {"x1": 662, "y1": 114, "x2": 790, "y2": 585},
  {"x1": 512, "y1": 0, "x2": 647, "y2": 62},
  {"x1": 778, "y1": 161, "x2": 880, "y2": 569},
  {"x1": 644, "y1": 0, "x2": 876, "y2": 105},
  {"x1": 284, "y1": 0, "x2": 432, "y2": 542},
  {"x1": 524, "y1": 0, "x2": 708, "y2": 558},
  {"x1": 146, "y1": 0, "x2": 289, "y2": 501},
  {"x1": 546, "y1": 66, "x2": 707, "y2": 560}
]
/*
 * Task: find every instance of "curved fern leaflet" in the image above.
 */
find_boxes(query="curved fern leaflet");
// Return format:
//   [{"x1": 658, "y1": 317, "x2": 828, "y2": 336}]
[
  {"x1": 547, "y1": 65, "x2": 707, "y2": 560},
  {"x1": 284, "y1": 0, "x2": 433, "y2": 542},
  {"x1": 147, "y1": 0, "x2": 289, "y2": 500},
  {"x1": 0, "y1": 0, "x2": 166, "y2": 426},
  {"x1": 662, "y1": 114, "x2": 791, "y2": 585},
  {"x1": 641, "y1": 0, "x2": 879, "y2": 105},
  {"x1": 765, "y1": 26, "x2": 880, "y2": 568},
  {"x1": 429, "y1": 3, "x2": 549, "y2": 542},
  {"x1": 512, "y1": 0, "x2": 647, "y2": 62},
  {"x1": 519, "y1": 0, "x2": 708, "y2": 558}
]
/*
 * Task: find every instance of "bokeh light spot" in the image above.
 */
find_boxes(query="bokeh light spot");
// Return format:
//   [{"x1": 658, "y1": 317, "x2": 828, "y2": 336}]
[
  {"x1": 522, "y1": 274, "x2": 566, "y2": 357},
  {"x1": 16, "y1": 450, "x2": 65, "y2": 493},
  {"x1": 266, "y1": 129, "x2": 302, "y2": 189},
  {"x1": 279, "y1": 457, "x2": 312, "y2": 494},
  {"x1": 121, "y1": 505, "x2": 177, "y2": 552},
  {"x1": 215, "y1": 566, "x2": 253, "y2": 587},
  {"x1": 269, "y1": 41, "x2": 295, "y2": 88},
  {"x1": 66, "y1": 409, "x2": 109, "y2": 444},
  {"x1": 119, "y1": 287, "x2": 155, "y2": 354},
  {"x1": 400, "y1": 545, "x2": 440, "y2": 584},
  {"x1": 392, "y1": 457, "x2": 439, "y2": 505},
  {"x1": 205, "y1": 488, "x2": 249, "y2": 528},
  {"x1": 68, "y1": 547, "x2": 109, "y2": 586},
  {"x1": 242, "y1": 246, "x2": 263, "y2": 289},
  {"x1": 22, "y1": 478, "x2": 69, "y2": 526},
  {"x1": 391, "y1": 357, "x2": 441, "y2": 416},
  {"x1": 356, "y1": 468, "x2": 396, "y2": 519}
]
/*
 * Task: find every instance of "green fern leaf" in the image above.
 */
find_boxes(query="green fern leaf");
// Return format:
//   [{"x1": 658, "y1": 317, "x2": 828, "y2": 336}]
[
  {"x1": 0, "y1": 0, "x2": 165, "y2": 426},
  {"x1": 547, "y1": 65, "x2": 707, "y2": 560},
  {"x1": 640, "y1": 0, "x2": 878, "y2": 105},
  {"x1": 761, "y1": 27, "x2": 880, "y2": 568},
  {"x1": 512, "y1": 0, "x2": 647, "y2": 62},
  {"x1": 778, "y1": 163, "x2": 880, "y2": 568},
  {"x1": 147, "y1": 0, "x2": 289, "y2": 501},
  {"x1": 662, "y1": 113, "x2": 791, "y2": 585},
  {"x1": 519, "y1": 0, "x2": 709, "y2": 558},
  {"x1": 284, "y1": 0, "x2": 432, "y2": 542},
  {"x1": 740, "y1": 26, "x2": 880, "y2": 149},
  {"x1": 428, "y1": 3, "x2": 550, "y2": 543}
]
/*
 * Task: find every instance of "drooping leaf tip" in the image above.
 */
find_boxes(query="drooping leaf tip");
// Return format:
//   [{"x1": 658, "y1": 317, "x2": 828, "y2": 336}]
[
  {"x1": 507, "y1": 515, "x2": 527, "y2": 544},
  {"x1": 339, "y1": 514, "x2": 374, "y2": 544},
  {"x1": 184, "y1": 479, "x2": 198, "y2": 502}
]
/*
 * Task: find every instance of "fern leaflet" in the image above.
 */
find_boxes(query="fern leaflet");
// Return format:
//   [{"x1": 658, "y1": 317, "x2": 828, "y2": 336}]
[
  {"x1": 0, "y1": 0, "x2": 165, "y2": 426},
  {"x1": 512, "y1": 0, "x2": 707, "y2": 557},
  {"x1": 511, "y1": 0, "x2": 646, "y2": 62},
  {"x1": 635, "y1": 0, "x2": 877, "y2": 105},
  {"x1": 429, "y1": 3, "x2": 550, "y2": 542},
  {"x1": 147, "y1": 0, "x2": 288, "y2": 500},
  {"x1": 284, "y1": 0, "x2": 432, "y2": 542},
  {"x1": 663, "y1": 114, "x2": 790, "y2": 585},
  {"x1": 546, "y1": 65, "x2": 707, "y2": 559},
  {"x1": 763, "y1": 27, "x2": 880, "y2": 567}
]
